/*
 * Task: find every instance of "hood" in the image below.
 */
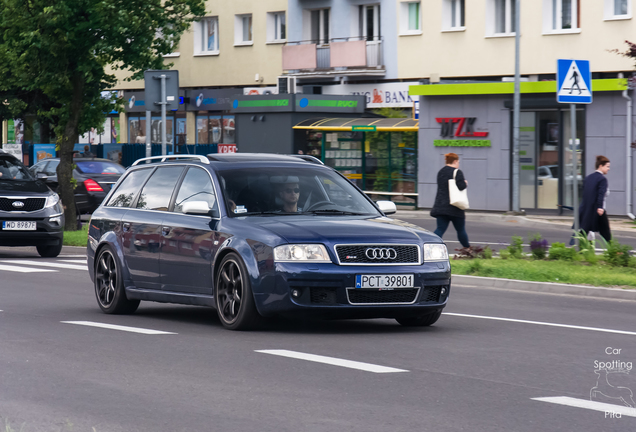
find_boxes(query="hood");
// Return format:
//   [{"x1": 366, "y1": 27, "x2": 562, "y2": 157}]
[
  {"x1": 243, "y1": 216, "x2": 439, "y2": 246},
  {"x1": 0, "y1": 179, "x2": 51, "y2": 195}
]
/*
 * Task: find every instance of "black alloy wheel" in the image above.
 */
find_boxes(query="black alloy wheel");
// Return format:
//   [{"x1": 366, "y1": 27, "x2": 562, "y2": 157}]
[
  {"x1": 94, "y1": 246, "x2": 139, "y2": 314},
  {"x1": 215, "y1": 253, "x2": 261, "y2": 330}
]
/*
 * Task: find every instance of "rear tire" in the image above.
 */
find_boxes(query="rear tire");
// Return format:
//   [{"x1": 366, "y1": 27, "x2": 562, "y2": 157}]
[
  {"x1": 215, "y1": 253, "x2": 261, "y2": 330},
  {"x1": 36, "y1": 243, "x2": 63, "y2": 258},
  {"x1": 396, "y1": 310, "x2": 442, "y2": 327},
  {"x1": 94, "y1": 246, "x2": 139, "y2": 314}
]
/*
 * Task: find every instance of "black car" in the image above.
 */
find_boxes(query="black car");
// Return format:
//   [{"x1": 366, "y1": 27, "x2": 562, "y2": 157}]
[
  {"x1": 87, "y1": 154, "x2": 451, "y2": 330},
  {"x1": 0, "y1": 150, "x2": 65, "y2": 257},
  {"x1": 30, "y1": 157, "x2": 126, "y2": 214}
]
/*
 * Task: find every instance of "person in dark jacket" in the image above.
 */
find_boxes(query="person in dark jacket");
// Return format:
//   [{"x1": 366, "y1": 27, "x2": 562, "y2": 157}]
[
  {"x1": 579, "y1": 155, "x2": 611, "y2": 241},
  {"x1": 430, "y1": 152, "x2": 470, "y2": 248}
]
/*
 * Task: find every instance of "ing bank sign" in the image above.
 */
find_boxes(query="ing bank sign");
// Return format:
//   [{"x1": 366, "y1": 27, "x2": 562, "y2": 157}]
[{"x1": 321, "y1": 82, "x2": 419, "y2": 108}]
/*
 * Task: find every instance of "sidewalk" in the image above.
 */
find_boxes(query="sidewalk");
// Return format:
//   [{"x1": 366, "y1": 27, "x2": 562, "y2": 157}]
[{"x1": 394, "y1": 209, "x2": 636, "y2": 235}]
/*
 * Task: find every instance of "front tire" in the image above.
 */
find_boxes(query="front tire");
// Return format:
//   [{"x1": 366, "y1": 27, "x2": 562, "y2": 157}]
[
  {"x1": 396, "y1": 310, "x2": 442, "y2": 327},
  {"x1": 36, "y1": 243, "x2": 62, "y2": 258},
  {"x1": 94, "y1": 246, "x2": 139, "y2": 314},
  {"x1": 215, "y1": 253, "x2": 261, "y2": 330}
]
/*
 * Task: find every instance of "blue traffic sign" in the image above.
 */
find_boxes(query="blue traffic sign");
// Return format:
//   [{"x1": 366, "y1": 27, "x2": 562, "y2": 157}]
[{"x1": 557, "y1": 59, "x2": 592, "y2": 104}]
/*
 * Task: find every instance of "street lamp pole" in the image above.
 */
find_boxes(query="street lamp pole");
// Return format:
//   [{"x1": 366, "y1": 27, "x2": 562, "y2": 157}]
[{"x1": 512, "y1": 0, "x2": 521, "y2": 213}]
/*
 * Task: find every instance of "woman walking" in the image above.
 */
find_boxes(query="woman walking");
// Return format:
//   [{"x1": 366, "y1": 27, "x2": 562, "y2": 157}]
[
  {"x1": 579, "y1": 155, "x2": 611, "y2": 241},
  {"x1": 430, "y1": 152, "x2": 470, "y2": 248}
]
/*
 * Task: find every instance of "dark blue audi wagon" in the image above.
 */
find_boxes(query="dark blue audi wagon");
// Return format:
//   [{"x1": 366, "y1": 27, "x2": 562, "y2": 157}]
[{"x1": 87, "y1": 154, "x2": 451, "y2": 330}]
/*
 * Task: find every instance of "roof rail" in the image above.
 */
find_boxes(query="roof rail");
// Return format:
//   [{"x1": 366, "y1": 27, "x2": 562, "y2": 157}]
[
  {"x1": 289, "y1": 154, "x2": 324, "y2": 165},
  {"x1": 131, "y1": 155, "x2": 210, "y2": 166}
]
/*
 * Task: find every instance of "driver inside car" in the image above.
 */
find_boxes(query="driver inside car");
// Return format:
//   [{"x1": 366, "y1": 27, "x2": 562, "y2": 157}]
[{"x1": 272, "y1": 176, "x2": 303, "y2": 213}]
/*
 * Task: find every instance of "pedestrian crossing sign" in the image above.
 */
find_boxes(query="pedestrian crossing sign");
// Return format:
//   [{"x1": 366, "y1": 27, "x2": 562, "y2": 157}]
[{"x1": 557, "y1": 59, "x2": 592, "y2": 104}]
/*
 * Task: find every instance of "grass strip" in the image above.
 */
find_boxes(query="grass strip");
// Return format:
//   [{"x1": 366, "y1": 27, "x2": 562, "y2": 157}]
[
  {"x1": 451, "y1": 259, "x2": 636, "y2": 288},
  {"x1": 62, "y1": 224, "x2": 89, "y2": 247}
]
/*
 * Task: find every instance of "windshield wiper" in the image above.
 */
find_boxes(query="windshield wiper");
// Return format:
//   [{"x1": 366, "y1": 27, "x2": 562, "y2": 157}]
[{"x1": 304, "y1": 209, "x2": 367, "y2": 215}]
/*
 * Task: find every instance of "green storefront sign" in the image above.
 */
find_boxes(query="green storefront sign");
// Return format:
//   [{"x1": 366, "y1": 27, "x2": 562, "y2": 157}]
[
  {"x1": 433, "y1": 140, "x2": 491, "y2": 147},
  {"x1": 352, "y1": 125, "x2": 377, "y2": 132}
]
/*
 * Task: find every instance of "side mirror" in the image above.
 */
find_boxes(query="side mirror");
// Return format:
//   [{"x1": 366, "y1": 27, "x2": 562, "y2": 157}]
[
  {"x1": 36, "y1": 172, "x2": 48, "y2": 180},
  {"x1": 376, "y1": 200, "x2": 397, "y2": 215},
  {"x1": 182, "y1": 201, "x2": 218, "y2": 217}
]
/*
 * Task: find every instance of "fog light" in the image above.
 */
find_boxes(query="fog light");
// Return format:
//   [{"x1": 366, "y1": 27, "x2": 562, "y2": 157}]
[
  {"x1": 291, "y1": 289, "x2": 300, "y2": 298},
  {"x1": 441, "y1": 287, "x2": 447, "y2": 295},
  {"x1": 49, "y1": 216, "x2": 62, "y2": 225}
]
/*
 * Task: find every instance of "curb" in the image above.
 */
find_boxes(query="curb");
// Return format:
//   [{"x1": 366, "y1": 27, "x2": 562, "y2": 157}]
[{"x1": 452, "y1": 274, "x2": 636, "y2": 301}]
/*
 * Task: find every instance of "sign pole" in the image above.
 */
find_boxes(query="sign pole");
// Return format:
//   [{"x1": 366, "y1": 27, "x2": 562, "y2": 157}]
[
  {"x1": 161, "y1": 74, "x2": 167, "y2": 156},
  {"x1": 145, "y1": 110, "x2": 151, "y2": 158},
  {"x1": 571, "y1": 103, "x2": 579, "y2": 241},
  {"x1": 511, "y1": 0, "x2": 521, "y2": 213}
]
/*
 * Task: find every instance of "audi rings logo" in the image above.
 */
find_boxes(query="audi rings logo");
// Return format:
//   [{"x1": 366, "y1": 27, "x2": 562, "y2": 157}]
[{"x1": 365, "y1": 248, "x2": 397, "y2": 260}]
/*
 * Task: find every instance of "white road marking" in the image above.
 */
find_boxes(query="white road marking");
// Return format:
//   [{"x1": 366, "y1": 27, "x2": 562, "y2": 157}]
[
  {"x1": 0, "y1": 264, "x2": 56, "y2": 273},
  {"x1": 59, "y1": 255, "x2": 87, "y2": 258},
  {"x1": 57, "y1": 259, "x2": 87, "y2": 264},
  {"x1": 255, "y1": 349, "x2": 408, "y2": 373},
  {"x1": 1, "y1": 260, "x2": 87, "y2": 271},
  {"x1": 532, "y1": 396, "x2": 636, "y2": 417},
  {"x1": 61, "y1": 321, "x2": 176, "y2": 335},
  {"x1": 444, "y1": 312, "x2": 636, "y2": 336}
]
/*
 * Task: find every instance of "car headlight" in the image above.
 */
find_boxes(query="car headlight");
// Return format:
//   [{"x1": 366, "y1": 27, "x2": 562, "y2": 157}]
[
  {"x1": 424, "y1": 243, "x2": 448, "y2": 261},
  {"x1": 273, "y1": 244, "x2": 332, "y2": 263},
  {"x1": 45, "y1": 193, "x2": 60, "y2": 208}
]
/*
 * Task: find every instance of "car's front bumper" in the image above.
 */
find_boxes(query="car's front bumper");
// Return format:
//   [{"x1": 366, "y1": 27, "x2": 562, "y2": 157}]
[
  {"x1": 253, "y1": 261, "x2": 451, "y2": 319},
  {"x1": 0, "y1": 211, "x2": 64, "y2": 247}
]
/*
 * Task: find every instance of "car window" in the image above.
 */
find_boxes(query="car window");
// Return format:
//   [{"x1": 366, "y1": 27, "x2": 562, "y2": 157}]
[
  {"x1": 173, "y1": 167, "x2": 217, "y2": 214},
  {"x1": 136, "y1": 166, "x2": 184, "y2": 211},
  {"x1": 217, "y1": 166, "x2": 379, "y2": 217},
  {"x1": 76, "y1": 161, "x2": 125, "y2": 175},
  {"x1": 44, "y1": 160, "x2": 59, "y2": 176},
  {"x1": 106, "y1": 168, "x2": 153, "y2": 208},
  {"x1": 31, "y1": 161, "x2": 48, "y2": 174},
  {"x1": 0, "y1": 156, "x2": 33, "y2": 181}
]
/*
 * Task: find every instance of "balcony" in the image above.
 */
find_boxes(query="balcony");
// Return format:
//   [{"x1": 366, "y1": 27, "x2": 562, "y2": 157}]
[{"x1": 282, "y1": 37, "x2": 385, "y2": 78}]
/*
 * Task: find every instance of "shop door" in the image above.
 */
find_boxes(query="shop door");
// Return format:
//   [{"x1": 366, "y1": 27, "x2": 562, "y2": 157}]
[{"x1": 517, "y1": 109, "x2": 585, "y2": 211}]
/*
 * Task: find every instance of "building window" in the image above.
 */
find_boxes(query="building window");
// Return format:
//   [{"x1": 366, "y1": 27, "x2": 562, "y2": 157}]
[
  {"x1": 400, "y1": 2, "x2": 421, "y2": 35},
  {"x1": 195, "y1": 17, "x2": 219, "y2": 54},
  {"x1": 267, "y1": 11, "x2": 286, "y2": 42},
  {"x1": 235, "y1": 14, "x2": 253, "y2": 45},
  {"x1": 442, "y1": 0, "x2": 465, "y2": 30},
  {"x1": 310, "y1": 8, "x2": 330, "y2": 44},
  {"x1": 359, "y1": 5, "x2": 381, "y2": 41},
  {"x1": 196, "y1": 115, "x2": 235, "y2": 144},
  {"x1": 496, "y1": 0, "x2": 515, "y2": 33},
  {"x1": 604, "y1": 0, "x2": 632, "y2": 19},
  {"x1": 543, "y1": 0, "x2": 580, "y2": 32}
]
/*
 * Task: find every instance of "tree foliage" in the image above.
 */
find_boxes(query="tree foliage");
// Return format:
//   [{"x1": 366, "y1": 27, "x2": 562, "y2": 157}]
[
  {"x1": 0, "y1": 0, "x2": 205, "y2": 229},
  {"x1": 613, "y1": 40, "x2": 636, "y2": 68}
]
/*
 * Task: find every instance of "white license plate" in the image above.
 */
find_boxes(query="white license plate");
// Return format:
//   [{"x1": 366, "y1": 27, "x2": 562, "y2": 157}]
[
  {"x1": 355, "y1": 274, "x2": 414, "y2": 289},
  {"x1": 2, "y1": 221, "x2": 36, "y2": 231}
]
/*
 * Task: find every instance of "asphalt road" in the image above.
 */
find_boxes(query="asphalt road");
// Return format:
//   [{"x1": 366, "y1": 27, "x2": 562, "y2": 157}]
[
  {"x1": 394, "y1": 211, "x2": 636, "y2": 253},
  {"x1": 1, "y1": 247, "x2": 635, "y2": 431}
]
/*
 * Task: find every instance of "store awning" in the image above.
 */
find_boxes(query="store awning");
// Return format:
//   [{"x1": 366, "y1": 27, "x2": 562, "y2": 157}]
[{"x1": 293, "y1": 117, "x2": 418, "y2": 132}]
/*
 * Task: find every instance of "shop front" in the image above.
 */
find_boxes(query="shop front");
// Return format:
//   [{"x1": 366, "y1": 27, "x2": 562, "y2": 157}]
[{"x1": 411, "y1": 79, "x2": 633, "y2": 216}]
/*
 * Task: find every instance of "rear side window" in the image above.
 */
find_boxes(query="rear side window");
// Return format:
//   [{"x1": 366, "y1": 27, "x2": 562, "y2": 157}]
[
  {"x1": 76, "y1": 161, "x2": 125, "y2": 175},
  {"x1": 106, "y1": 168, "x2": 153, "y2": 207},
  {"x1": 173, "y1": 167, "x2": 217, "y2": 213},
  {"x1": 136, "y1": 166, "x2": 184, "y2": 211},
  {"x1": 44, "y1": 160, "x2": 59, "y2": 176}
]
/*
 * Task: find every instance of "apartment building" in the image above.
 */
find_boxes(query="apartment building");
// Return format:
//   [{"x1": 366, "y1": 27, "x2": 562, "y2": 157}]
[{"x1": 402, "y1": 0, "x2": 635, "y2": 215}]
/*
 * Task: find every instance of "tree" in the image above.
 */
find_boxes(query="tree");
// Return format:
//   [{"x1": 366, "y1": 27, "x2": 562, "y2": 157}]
[{"x1": 0, "y1": 0, "x2": 205, "y2": 230}]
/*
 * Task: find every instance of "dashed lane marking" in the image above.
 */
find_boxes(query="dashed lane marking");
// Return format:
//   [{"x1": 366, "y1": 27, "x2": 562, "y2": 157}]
[
  {"x1": 255, "y1": 349, "x2": 409, "y2": 373},
  {"x1": 1, "y1": 260, "x2": 87, "y2": 271},
  {"x1": 0, "y1": 264, "x2": 56, "y2": 273},
  {"x1": 61, "y1": 321, "x2": 177, "y2": 335},
  {"x1": 57, "y1": 259, "x2": 88, "y2": 264},
  {"x1": 444, "y1": 313, "x2": 636, "y2": 336},
  {"x1": 532, "y1": 396, "x2": 636, "y2": 417}
]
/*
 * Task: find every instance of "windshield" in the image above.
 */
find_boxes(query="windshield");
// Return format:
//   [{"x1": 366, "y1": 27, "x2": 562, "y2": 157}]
[
  {"x1": 76, "y1": 161, "x2": 125, "y2": 175},
  {"x1": 0, "y1": 156, "x2": 33, "y2": 181},
  {"x1": 218, "y1": 166, "x2": 380, "y2": 217}
]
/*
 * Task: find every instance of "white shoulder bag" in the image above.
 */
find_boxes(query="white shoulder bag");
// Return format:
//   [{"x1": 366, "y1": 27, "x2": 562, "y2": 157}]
[{"x1": 449, "y1": 169, "x2": 469, "y2": 210}]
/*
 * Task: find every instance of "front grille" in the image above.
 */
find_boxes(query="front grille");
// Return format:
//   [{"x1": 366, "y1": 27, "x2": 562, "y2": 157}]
[
  {"x1": 347, "y1": 288, "x2": 419, "y2": 305},
  {"x1": 310, "y1": 287, "x2": 338, "y2": 305},
  {"x1": 0, "y1": 197, "x2": 46, "y2": 212},
  {"x1": 421, "y1": 286, "x2": 444, "y2": 303},
  {"x1": 335, "y1": 244, "x2": 420, "y2": 265}
]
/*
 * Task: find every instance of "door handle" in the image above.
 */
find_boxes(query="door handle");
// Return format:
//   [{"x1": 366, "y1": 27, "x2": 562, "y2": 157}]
[
  {"x1": 122, "y1": 222, "x2": 131, "y2": 232},
  {"x1": 161, "y1": 226, "x2": 171, "y2": 236}
]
